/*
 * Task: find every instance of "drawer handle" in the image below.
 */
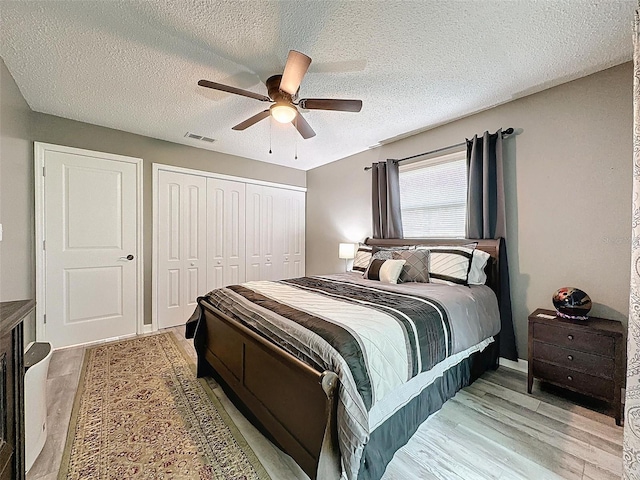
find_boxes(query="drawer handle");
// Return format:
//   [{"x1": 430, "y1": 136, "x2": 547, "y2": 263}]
[
  {"x1": 567, "y1": 375, "x2": 573, "y2": 381},
  {"x1": 567, "y1": 334, "x2": 574, "y2": 340},
  {"x1": 567, "y1": 355, "x2": 573, "y2": 361}
]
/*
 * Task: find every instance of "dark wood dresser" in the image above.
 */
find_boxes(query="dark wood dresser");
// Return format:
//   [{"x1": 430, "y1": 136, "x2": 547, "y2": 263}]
[
  {"x1": 0, "y1": 300, "x2": 35, "y2": 480},
  {"x1": 527, "y1": 308, "x2": 625, "y2": 425}
]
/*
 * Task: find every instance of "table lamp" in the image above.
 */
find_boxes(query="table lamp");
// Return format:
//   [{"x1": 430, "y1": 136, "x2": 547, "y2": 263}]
[{"x1": 338, "y1": 243, "x2": 357, "y2": 271}]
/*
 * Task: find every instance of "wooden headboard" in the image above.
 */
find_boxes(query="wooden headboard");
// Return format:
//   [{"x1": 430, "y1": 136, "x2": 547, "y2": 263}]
[{"x1": 364, "y1": 237, "x2": 501, "y2": 295}]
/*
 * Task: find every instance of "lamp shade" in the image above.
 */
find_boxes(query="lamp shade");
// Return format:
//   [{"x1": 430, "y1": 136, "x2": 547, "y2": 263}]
[
  {"x1": 338, "y1": 243, "x2": 357, "y2": 259},
  {"x1": 270, "y1": 103, "x2": 297, "y2": 123}
]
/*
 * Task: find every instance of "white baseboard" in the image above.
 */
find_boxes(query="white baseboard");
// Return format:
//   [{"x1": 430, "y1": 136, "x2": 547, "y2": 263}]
[
  {"x1": 142, "y1": 323, "x2": 154, "y2": 334},
  {"x1": 54, "y1": 332, "x2": 138, "y2": 351},
  {"x1": 499, "y1": 357, "x2": 528, "y2": 373}
]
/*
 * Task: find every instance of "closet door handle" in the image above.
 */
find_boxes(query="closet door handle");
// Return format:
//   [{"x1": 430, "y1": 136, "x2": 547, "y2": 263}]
[{"x1": 217, "y1": 260, "x2": 222, "y2": 265}]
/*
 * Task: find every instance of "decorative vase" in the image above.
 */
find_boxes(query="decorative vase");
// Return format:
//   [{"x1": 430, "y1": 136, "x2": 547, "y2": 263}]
[{"x1": 552, "y1": 287, "x2": 592, "y2": 320}]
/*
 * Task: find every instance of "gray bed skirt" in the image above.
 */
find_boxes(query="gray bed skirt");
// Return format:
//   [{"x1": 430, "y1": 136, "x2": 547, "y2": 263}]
[{"x1": 358, "y1": 335, "x2": 499, "y2": 480}]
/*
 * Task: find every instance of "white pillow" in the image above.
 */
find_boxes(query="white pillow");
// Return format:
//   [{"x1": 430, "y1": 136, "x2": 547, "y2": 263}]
[
  {"x1": 468, "y1": 249, "x2": 490, "y2": 285},
  {"x1": 364, "y1": 259, "x2": 406, "y2": 284}
]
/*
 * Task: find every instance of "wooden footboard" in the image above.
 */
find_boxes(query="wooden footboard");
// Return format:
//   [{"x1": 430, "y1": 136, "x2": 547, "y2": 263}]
[{"x1": 195, "y1": 301, "x2": 340, "y2": 480}]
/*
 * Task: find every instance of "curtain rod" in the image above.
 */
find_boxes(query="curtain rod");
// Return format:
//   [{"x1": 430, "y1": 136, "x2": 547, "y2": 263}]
[{"x1": 363, "y1": 127, "x2": 514, "y2": 171}]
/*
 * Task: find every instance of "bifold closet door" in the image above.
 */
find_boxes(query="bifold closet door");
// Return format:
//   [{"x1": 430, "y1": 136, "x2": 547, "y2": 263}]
[
  {"x1": 157, "y1": 171, "x2": 207, "y2": 329},
  {"x1": 246, "y1": 184, "x2": 278, "y2": 281},
  {"x1": 206, "y1": 178, "x2": 246, "y2": 290},
  {"x1": 246, "y1": 185, "x2": 306, "y2": 282},
  {"x1": 281, "y1": 190, "x2": 306, "y2": 279}
]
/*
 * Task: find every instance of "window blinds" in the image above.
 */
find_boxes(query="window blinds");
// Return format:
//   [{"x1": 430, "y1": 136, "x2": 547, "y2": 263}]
[{"x1": 399, "y1": 151, "x2": 467, "y2": 238}]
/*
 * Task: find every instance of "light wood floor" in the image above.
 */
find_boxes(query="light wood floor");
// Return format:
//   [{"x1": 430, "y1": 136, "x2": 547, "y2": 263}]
[{"x1": 27, "y1": 328, "x2": 623, "y2": 480}]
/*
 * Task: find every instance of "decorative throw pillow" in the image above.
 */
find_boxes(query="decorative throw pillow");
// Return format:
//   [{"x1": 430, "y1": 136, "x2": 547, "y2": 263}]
[
  {"x1": 352, "y1": 244, "x2": 373, "y2": 272},
  {"x1": 364, "y1": 259, "x2": 406, "y2": 284},
  {"x1": 370, "y1": 245, "x2": 415, "y2": 261},
  {"x1": 392, "y1": 249, "x2": 430, "y2": 283},
  {"x1": 422, "y1": 246, "x2": 475, "y2": 285}
]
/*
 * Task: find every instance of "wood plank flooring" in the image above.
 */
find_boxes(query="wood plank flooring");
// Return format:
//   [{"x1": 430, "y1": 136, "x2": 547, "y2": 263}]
[{"x1": 27, "y1": 329, "x2": 623, "y2": 480}]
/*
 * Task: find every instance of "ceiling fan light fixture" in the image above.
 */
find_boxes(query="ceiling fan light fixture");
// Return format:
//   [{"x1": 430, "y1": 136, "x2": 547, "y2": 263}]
[{"x1": 270, "y1": 103, "x2": 297, "y2": 123}]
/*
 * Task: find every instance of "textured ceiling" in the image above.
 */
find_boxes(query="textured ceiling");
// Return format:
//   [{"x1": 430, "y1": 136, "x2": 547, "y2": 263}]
[{"x1": 0, "y1": 1, "x2": 635, "y2": 170}]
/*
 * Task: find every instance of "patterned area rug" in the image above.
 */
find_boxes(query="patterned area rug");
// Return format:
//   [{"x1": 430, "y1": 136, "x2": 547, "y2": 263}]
[{"x1": 59, "y1": 333, "x2": 271, "y2": 479}]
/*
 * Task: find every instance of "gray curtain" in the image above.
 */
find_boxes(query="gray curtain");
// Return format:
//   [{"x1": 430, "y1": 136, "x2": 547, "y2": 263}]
[
  {"x1": 371, "y1": 159, "x2": 403, "y2": 239},
  {"x1": 466, "y1": 129, "x2": 518, "y2": 361},
  {"x1": 624, "y1": 8, "x2": 640, "y2": 479}
]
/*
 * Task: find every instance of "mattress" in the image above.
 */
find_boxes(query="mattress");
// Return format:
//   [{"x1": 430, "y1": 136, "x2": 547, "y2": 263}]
[{"x1": 189, "y1": 273, "x2": 500, "y2": 480}]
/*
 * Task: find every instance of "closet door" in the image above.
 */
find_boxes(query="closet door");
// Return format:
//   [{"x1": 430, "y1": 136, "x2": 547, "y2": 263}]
[
  {"x1": 246, "y1": 185, "x2": 305, "y2": 282},
  {"x1": 206, "y1": 178, "x2": 245, "y2": 289},
  {"x1": 157, "y1": 171, "x2": 207, "y2": 329},
  {"x1": 246, "y1": 185, "x2": 279, "y2": 281},
  {"x1": 280, "y1": 190, "x2": 306, "y2": 279}
]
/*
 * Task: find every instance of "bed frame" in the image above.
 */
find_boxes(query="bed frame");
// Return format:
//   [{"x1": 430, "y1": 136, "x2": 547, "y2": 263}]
[{"x1": 192, "y1": 238, "x2": 502, "y2": 480}]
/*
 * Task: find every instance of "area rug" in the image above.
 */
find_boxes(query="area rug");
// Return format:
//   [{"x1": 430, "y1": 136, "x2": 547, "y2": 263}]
[{"x1": 58, "y1": 332, "x2": 271, "y2": 479}]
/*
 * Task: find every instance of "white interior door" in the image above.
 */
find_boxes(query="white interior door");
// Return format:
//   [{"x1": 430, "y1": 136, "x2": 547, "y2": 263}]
[
  {"x1": 42, "y1": 146, "x2": 141, "y2": 348},
  {"x1": 206, "y1": 178, "x2": 245, "y2": 290},
  {"x1": 157, "y1": 171, "x2": 207, "y2": 329}
]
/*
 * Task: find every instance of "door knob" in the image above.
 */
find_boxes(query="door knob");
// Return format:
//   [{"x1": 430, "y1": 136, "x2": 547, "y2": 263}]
[
  {"x1": 191, "y1": 262, "x2": 195, "y2": 266},
  {"x1": 120, "y1": 254, "x2": 134, "y2": 261}
]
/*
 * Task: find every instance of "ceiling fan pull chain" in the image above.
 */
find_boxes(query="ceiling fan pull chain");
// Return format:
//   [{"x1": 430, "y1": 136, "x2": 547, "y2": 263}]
[
  {"x1": 294, "y1": 117, "x2": 298, "y2": 160},
  {"x1": 269, "y1": 118, "x2": 273, "y2": 154}
]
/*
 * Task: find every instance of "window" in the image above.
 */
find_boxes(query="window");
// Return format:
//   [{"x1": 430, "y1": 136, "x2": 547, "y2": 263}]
[{"x1": 399, "y1": 150, "x2": 467, "y2": 238}]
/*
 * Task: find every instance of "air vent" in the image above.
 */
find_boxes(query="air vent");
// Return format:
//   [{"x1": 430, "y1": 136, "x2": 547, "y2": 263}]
[{"x1": 184, "y1": 132, "x2": 215, "y2": 143}]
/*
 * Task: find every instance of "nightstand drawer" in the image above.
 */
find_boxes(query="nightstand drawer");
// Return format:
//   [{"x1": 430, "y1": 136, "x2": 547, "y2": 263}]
[
  {"x1": 533, "y1": 341, "x2": 614, "y2": 379},
  {"x1": 533, "y1": 360, "x2": 614, "y2": 401},
  {"x1": 533, "y1": 323, "x2": 614, "y2": 357}
]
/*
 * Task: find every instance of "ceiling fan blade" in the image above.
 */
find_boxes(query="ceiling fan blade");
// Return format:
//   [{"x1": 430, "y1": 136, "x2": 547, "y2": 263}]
[
  {"x1": 198, "y1": 80, "x2": 271, "y2": 102},
  {"x1": 280, "y1": 50, "x2": 312, "y2": 96},
  {"x1": 232, "y1": 110, "x2": 271, "y2": 130},
  {"x1": 299, "y1": 98, "x2": 362, "y2": 112},
  {"x1": 293, "y1": 114, "x2": 316, "y2": 139}
]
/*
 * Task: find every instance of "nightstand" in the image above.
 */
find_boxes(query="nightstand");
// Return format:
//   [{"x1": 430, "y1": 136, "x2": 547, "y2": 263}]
[{"x1": 527, "y1": 308, "x2": 625, "y2": 425}]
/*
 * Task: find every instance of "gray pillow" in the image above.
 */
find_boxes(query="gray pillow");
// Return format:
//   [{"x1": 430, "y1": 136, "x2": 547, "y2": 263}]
[
  {"x1": 371, "y1": 245, "x2": 414, "y2": 261},
  {"x1": 392, "y1": 249, "x2": 430, "y2": 283}
]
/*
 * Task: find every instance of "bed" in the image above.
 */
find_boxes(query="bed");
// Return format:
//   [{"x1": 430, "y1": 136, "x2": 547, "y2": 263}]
[{"x1": 186, "y1": 238, "x2": 505, "y2": 480}]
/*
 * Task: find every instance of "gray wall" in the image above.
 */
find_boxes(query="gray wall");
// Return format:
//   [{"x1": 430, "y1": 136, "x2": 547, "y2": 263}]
[
  {"x1": 0, "y1": 57, "x2": 35, "y2": 343},
  {"x1": 1, "y1": 56, "x2": 306, "y2": 339},
  {"x1": 29, "y1": 114, "x2": 306, "y2": 329},
  {"x1": 2, "y1": 52, "x2": 633, "y2": 359},
  {"x1": 306, "y1": 62, "x2": 633, "y2": 359}
]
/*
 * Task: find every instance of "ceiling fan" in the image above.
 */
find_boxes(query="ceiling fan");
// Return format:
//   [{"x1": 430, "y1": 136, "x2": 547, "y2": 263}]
[{"x1": 198, "y1": 50, "x2": 363, "y2": 139}]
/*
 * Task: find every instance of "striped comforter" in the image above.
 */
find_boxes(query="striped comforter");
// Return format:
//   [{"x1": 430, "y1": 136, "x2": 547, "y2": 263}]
[{"x1": 191, "y1": 274, "x2": 500, "y2": 480}]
